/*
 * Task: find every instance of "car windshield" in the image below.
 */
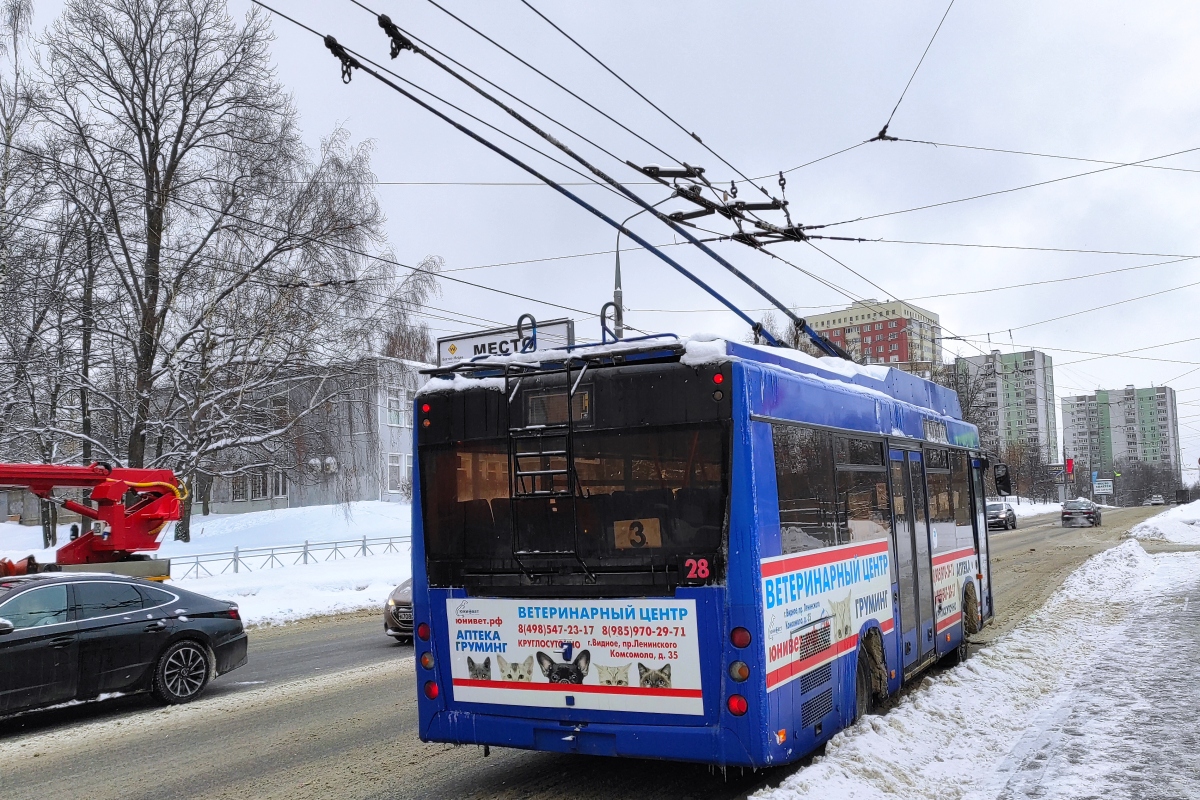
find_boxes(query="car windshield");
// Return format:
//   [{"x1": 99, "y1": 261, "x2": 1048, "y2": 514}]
[
  {"x1": 1064, "y1": 500, "x2": 1090, "y2": 509},
  {"x1": 986, "y1": 503, "x2": 1002, "y2": 512}
]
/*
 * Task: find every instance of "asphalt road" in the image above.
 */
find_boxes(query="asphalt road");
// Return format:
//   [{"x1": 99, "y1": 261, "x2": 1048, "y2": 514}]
[{"x1": 0, "y1": 505, "x2": 1178, "y2": 800}]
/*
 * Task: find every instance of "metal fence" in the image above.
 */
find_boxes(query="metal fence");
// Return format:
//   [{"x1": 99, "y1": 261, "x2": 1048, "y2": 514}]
[{"x1": 172, "y1": 534, "x2": 411, "y2": 580}]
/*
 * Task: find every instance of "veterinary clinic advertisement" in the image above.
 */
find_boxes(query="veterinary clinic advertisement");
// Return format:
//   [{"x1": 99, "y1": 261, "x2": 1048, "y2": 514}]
[
  {"x1": 932, "y1": 547, "x2": 978, "y2": 635},
  {"x1": 760, "y1": 538, "x2": 893, "y2": 692},
  {"x1": 445, "y1": 597, "x2": 703, "y2": 715}
]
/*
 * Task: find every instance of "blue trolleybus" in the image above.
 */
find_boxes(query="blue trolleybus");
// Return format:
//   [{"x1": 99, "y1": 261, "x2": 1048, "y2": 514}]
[{"x1": 410, "y1": 335, "x2": 995, "y2": 766}]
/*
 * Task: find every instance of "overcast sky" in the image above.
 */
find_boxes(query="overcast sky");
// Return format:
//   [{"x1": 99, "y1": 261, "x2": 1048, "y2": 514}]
[{"x1": 34, "y1": 0, "x2": 1200, "y2": 480}]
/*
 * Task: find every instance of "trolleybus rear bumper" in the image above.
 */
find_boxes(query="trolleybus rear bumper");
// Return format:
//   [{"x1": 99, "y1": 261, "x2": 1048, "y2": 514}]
[{"x1": 422, "y1": 711, "x2": 755, "y2": 765}]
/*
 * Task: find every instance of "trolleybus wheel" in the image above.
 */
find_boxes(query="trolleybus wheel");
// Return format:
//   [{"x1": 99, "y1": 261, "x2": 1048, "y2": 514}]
[
  {"x1": 963, "y1": 582, "x2": 981, "y2": 637},
  {"x1": 854, "y1": 647, "x2": 875, "y2": 722}
]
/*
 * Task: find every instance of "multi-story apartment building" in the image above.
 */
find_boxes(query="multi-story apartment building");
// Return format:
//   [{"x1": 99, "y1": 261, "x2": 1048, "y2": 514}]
[
  {"x1": 1061, "y1": 385, "x2": 1181, "y2": 478},
  {"x1": 954, "y1": 350, "x2": 1058, "y2": 461},
  {"x1": 806, "y1": 299, "x2": 942, "y2": 377}
]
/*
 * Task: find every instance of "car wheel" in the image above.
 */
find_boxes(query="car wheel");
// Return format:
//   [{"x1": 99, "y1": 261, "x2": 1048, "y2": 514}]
[
  {"x1": 152, "y1": 640, "x2": 212, "y2": 705},
  {"x1": 1011, "y1": 517, "x2": 1018, "y2": 530}
]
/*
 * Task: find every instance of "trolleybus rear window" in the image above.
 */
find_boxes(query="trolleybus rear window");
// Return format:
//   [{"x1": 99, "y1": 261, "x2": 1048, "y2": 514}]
[{"x1": 420, "y1": 422, "x2": 729, "y2": 582}]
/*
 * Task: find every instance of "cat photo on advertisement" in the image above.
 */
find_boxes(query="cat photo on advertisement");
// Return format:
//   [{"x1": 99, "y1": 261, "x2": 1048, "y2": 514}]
[
  {"x1": 596, "y1": 663, "x2": 631, "y2": 686},
  {"x1": 497, "y1": 654, "x2": 534, "y2": 682},
  {"x1": 637, "y1": 663, "x2": 671, "y2": 689}
]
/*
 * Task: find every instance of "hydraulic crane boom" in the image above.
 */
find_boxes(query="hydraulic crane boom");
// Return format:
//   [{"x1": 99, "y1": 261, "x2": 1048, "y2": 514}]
[{"x1": 0, "y1": 462, "x2": 182, "y2": 572}]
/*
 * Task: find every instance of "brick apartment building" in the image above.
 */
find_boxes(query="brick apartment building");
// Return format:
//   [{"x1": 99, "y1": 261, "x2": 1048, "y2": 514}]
[{"x1": 805, "y1": 300, "x2": 942, "y2": 378}]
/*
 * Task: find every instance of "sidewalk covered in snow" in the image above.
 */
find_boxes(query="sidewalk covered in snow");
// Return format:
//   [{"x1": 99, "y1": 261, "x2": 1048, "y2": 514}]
[{"x1": 755, "y1": 539, "x2": 1200, "y2": 800}]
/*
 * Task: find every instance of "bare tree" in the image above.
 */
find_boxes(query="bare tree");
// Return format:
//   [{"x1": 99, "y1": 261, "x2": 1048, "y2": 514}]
[{"x1": 0, "y1": 0, "x2": 442, "y2": 539}]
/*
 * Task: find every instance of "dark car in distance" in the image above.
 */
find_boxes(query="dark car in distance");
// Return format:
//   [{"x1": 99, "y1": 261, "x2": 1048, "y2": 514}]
[
  {"x1": 1062, "y1": 499, "x2": 1102, "y2": 527},
  {"x1": 384, "y1": 578, "x2": 413, "y2": 642},
  {"x1": 0, "y1": 573, "x2": 247, "y2": 718},
  {"x1": 986, "y1": 502, "x2": 1018, "y2": 530}
]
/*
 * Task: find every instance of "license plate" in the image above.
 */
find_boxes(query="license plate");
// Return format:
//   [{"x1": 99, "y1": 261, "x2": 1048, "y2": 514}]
[{"x1": 397, "y1": 609, "x2": 413, "y2": 620}]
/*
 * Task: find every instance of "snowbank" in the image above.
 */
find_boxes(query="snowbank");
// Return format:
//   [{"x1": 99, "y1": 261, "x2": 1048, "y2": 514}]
[
  {"x1": 1, "y1": 501, "x2": 414, "y2": 626},
  {"x1": 0, "y1": 500, "x2": 411, "y2": 564},
  {"x1": 171, "y1": 551, "x2": 411, "y2": 627},
  {"x1": 1125, "y1": 498, "x2": 1200, "y2": 545},
  {"x1": 991, "y1": 497, "x2": 1062, "y2": 518},
  {"x1": 755, "y1": 540, "x2": 1200, "y2": 800}
]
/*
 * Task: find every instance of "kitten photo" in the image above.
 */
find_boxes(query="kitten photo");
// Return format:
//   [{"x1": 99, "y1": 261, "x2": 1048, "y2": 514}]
[
  {"x1": 467, "y1": 656, "x2": 491, "y2": 680},
  {"x1": 496, "y1": 655, "x2": 534, "y2": 682},
  {"x1": 596, "y1": 663, "x2": 631, "y2": 686},
  {"x1": 637, "y1": 663, "x2": 671, "y2": 689},
  {"x1": 828, "y1": 592, "x2": 854, "y2": 641},
  {"x1": 535, "y1": 649, "x2": 591, "y2": 684}
]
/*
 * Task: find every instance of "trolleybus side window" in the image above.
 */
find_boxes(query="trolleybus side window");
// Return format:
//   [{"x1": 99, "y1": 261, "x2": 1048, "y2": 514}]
[
  {"x1": 835, "y1": 456, "x2": 891, "y2": 544},
  {"x1": 949, "y1": 450, "x2": 976, "y2": 550},
  {"x1": 771, "y1": 424, "x2": 837, "y2": 553},
  {"x1": 835, "y1": 436, "x2": 884, "y2": 466},
  {"x1": 925, "y1": 448, "x2": 955, "y2": 553}
]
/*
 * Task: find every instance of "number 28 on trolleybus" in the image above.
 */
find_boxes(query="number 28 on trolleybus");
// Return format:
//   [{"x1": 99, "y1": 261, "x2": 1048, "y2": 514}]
[{"x1": 409, "y1": 335, "x2": 998, "y2": 767}]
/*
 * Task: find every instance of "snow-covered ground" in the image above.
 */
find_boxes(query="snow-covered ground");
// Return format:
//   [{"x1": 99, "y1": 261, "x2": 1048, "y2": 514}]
[
  {"x1": 757, "y1": 540, "x2": 1200, "y2": 800},
  {"x1": 174, "y1": 551, "x2": 411, "y2": 627},
  {"x1": 993, "y1": 497, "x2": 1063, "y2": 518},
  {"x1": 1, "y1": 501, "x2": 413, "y2": 626},
  {"x1": 1, "y1": 500, "x2": 411, "y2": 562},
  {"x1": 1125, "y1": 498, "x2": 1200, "y2": 545}
]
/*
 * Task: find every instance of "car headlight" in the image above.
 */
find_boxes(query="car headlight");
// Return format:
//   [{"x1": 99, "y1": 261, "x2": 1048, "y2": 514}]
[{"x1": 387, "y1": 598, "x2": 396, "y2": 607}]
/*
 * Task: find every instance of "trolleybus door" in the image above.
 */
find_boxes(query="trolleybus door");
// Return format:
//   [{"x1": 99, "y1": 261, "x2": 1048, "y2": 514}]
[
  {"x1": 970, "y1": 459, "x2": 995, "y2": 621},
  {"x1": 889, "y1": 449, "x2": 937, "y2": 669}
]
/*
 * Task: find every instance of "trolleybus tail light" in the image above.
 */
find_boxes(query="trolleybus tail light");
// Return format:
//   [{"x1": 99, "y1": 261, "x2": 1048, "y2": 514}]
[
  {"x1": 420, "y1": 651, "x2": 436, "y2": 670},
  {"x1": 417, "y1": 622, "x2": 430, "y2": 641},
  {"x1": 423, "y1": 681, "x2": 439, "y2": 700},
  {"x1": 421, "y1": 403, "x2": 430, "y2": 414},
  {"x1": 712, "y1": 373, "x2": 725, "y2": 385},
  {"x1": 730, "y1": 627, "x2": 752, "y2": 648},
  {"x1": 727, "y1": 694, "x2": 748, "y2": 716},
  {"x1": 728, "y1": 661, "x2": 749, "y2": 682}
]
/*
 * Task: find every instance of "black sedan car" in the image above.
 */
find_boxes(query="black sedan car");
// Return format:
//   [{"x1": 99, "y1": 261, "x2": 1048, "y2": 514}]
[
  {"x1": 986, "y1": 502, "x2": 1018, "y2": 530},
  {"x1": 1062, "y1": 499, "x2": 1102, "y2": 527},
  {"x1": 384, "y1": 578, "x2": 413, "y2": 642},
  {"x1": 0, "y1": 573, "x2": 247, "y2": 718}
]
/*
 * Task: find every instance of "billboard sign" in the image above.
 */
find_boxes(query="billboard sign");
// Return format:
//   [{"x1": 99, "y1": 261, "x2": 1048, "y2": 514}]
[
  {"x1": 1093, "y1": 479, "x2": 1114, "y2": 495},
  {"x1": 1049, "y1": 464, "x2": 1066, "y2": 484},
  {"x1": 437, "y1": 318, "x2": 574, "y2": 367},
  {"x1": 444, "y1": 597, "x2": 703, "y2": 715}
]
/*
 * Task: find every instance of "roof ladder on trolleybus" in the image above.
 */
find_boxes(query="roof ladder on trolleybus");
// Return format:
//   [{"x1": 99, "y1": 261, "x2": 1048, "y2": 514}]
[{"x1": 504, "y1": 357, "x2": 595, "y2": 581}]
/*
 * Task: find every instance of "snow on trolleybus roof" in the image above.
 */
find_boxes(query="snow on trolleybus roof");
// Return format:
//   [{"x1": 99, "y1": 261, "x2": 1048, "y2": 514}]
[{"x1": 415, "y1": 333, "x2": 975, "y2": 447}]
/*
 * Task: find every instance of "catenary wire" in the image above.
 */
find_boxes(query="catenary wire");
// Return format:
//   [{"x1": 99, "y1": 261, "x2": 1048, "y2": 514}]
[
  {"x1": 832, "y1": 237, "x2": 1199, "y2": 259},
  {"x1": 332, "y1": 4, "x2": 841, "y2": 351},
  {"x1": 808, "y1": 144, "x2": 1200, "y2": 230},
  {"x1": 964, "y1": 276, "x2": 1200, "y2": 338},
  {"x1": 891, "y1": 136, "x2": 1200, "y2": 175},
  {"x1": 516, "y1": 0, "x2": 773, "y2": 199},
  {"x1": 415, "y1": 0, "x2": 688, "y2": 169},
  {"x1": 1, "y1": 140, "x2": 619, "y2": 323},
  {"x1": 254, "y1": 2, "x2": 780, "y2": 343},
  {"x1": 346, "y1": 0, "x2": 643, "y2": 176}
]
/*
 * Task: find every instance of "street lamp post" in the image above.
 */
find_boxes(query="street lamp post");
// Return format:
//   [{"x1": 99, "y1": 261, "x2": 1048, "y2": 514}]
[{"x1": 613, "y1": 197, "x2": 671, "y2": 339}]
